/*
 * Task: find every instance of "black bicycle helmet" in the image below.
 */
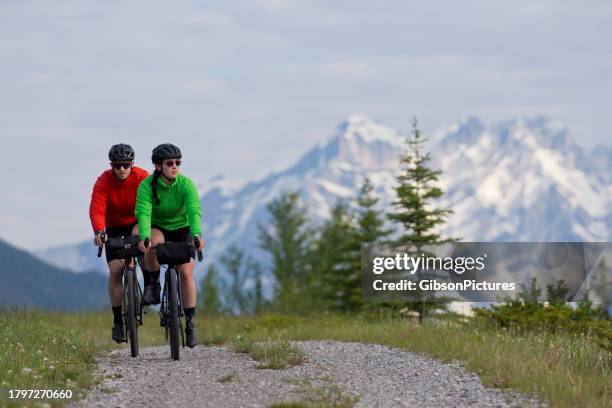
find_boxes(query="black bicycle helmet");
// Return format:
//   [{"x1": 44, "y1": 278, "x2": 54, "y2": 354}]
[
  {"x1": 108, "y1": 143, "x2": 135, "y2": 162},
  {"x1": 151, "y1": 143, "x2": 182, "y2": 164}
]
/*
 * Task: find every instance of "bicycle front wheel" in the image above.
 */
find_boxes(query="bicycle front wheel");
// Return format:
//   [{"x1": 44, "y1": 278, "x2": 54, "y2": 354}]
[
  {"x1": 168, "y1": 267, "x2": 180, "y2": 361},
  {"x1": 126, "y1": 267, "x2": 139, "y2": 358}
]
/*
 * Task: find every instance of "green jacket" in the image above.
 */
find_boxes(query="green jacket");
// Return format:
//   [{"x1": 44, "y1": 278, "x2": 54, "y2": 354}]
[{"x1": 135, "y1": 173, "x2": 202, "y2": 240}]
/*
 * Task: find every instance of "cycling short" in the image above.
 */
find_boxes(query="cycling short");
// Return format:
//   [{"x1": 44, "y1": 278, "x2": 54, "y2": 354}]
[
  {"x1": 151, "y1": 225, "x2": 195, "y2": 259},
  {"x1": 104, "y1": 222, "x2": 138, "y2": 262}
]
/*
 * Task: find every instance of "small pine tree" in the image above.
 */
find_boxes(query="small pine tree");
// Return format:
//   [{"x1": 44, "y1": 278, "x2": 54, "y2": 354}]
[
  {"x1": 199, "y1": 264, "x2": 223, "y2": 315},
  {"x1": 257, "y1": 191, "x2": 313, "y2": 312},
  {"x1": 343, "y1": 177, "x2": 392, "y2": 311},
  {"x1": 311, "y1": 201, "x2": 358, "y2": 310},
  {"x1": 388, "y1": 117, "x2": 454, "y2": 243},
  {"x1": 220, "y1": 244, "x2": 252, "y2": 315},
  {"x1": 356, "y1": 177, "x2": 392, "y2": 243},
  {"x1": 251, "y1": 259, "x2": 265, "y2": 314},
  {"x1": 387, "y1": 117, "x2": 456, "y2": 321}
]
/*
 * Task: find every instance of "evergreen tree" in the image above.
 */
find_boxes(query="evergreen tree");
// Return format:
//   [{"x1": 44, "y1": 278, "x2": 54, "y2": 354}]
[
  {"x1": 220, "y1": 244, "x2": 253, "y2": 315},
  {"x1": 251, "y1": 259, "x2": 266, "y2": 314},
  {"x1": 388, "y1": 117, "x2": 454, "y2": 243},
  {"x1": 387, "y1": 117, "x2": 456, "y2": 321},
  {"x1": 311, "y1": 201, "x2": 358, "y2": 310},
  {"x1": 356, "y1": 177, "x2": 392, "y2": 243},
  {"x1": 199, "y1": 264, "x2": 223, "y2": 315},
  {"x1": 342, "y1": 177, "x2": 392, "y2": 311},
  {"x1": 258, "y1": 191, "x2": 313, "y2": 312}
]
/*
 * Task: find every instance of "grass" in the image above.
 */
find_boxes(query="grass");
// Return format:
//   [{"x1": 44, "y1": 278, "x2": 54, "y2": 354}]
[
  {"x1": 270, "y1": 377, "x2": 360, "y2": 408},
  {"x1": 231, "y1": 337, "x2": 306, "y2": 369},
  {"x1": 0, "y1": 309, "x2": 609, "y2": 408},
  {"x1": 216, "y1": 372, "x2": 238, "y2": 383},
  {"x1": 0, "y1": 309, "x2": 98, "y2": 407},
  {"x1": 0, "y1": 307, "x2": 167, "y2": 407}
]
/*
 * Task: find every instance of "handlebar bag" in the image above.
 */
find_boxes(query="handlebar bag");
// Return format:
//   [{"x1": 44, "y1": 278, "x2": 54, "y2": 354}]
[
  {"x1": 156, "y1": 242, "x2": 192, "y2": 265},
  {"x1": 105, "y1": 235, "x2": 144, "y2": 261}
]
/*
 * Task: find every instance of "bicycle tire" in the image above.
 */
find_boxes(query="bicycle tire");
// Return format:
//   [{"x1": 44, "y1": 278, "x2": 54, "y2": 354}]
[
  {"x1": 168, "y1": 267, "x2": 180, "y2": 361},
  {"x1": 126, "y1": 267, "x2": 139, "y2": 357}
]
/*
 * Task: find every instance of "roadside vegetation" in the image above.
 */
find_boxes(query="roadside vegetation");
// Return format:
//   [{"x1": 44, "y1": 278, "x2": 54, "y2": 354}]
[{"x1": 1, "y1": 308, "x2": 609, "y2": 408}]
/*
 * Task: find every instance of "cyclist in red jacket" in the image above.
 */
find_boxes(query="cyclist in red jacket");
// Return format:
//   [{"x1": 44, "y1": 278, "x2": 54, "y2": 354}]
[{"x1": 89, "y1": 144, "x2": 149, "y2": 343}]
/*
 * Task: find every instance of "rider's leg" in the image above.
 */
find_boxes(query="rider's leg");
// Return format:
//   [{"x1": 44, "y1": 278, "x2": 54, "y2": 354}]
[
  {"x1": 179, "y1": 259, "x2": 198, "y2": 347},
  {"x1": 142, "y1": 228, "x2": 164, "y2": 305},
  {"x1": 109, "y1": 259, "x2": 126, "y2": 342},
  {"x1": 178, "y1": 259, "x2": 197, "y2": 309},
  {"x1": 144, "y1": 228, "x2": 164, "y2": 271},
  {"x1": 108, "y1": 259, "x2": 125, "y2": 309}
]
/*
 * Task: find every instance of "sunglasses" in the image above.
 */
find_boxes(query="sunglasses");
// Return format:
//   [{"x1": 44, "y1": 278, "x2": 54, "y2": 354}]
[
  {"x1": 163, "y1": 160, "x2": 182, "y2": 168},
  {"x1": 111, "y1": 162, "x2": 132, "y2": 170}
]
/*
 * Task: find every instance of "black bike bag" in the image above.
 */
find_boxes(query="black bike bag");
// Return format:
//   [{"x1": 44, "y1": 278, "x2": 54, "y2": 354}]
[
  {"x1": 155, "y1": 242, "x2": 192, "y2": 265},
  {"x1": 105, "y1": 235, "x2": 144, "y2": 261}
]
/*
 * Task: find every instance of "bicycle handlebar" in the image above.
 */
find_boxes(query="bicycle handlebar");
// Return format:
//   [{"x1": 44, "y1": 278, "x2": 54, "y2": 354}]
[
  {"x1": 193, "y1": 236, "x2": 203, "y2": 262},
  {"x1": 96, "y1": 232, "x2": 107, "y2": 258}
]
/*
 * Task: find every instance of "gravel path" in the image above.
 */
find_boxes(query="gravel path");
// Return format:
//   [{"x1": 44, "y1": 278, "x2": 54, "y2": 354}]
[{"x1": 71, "y1": 341, "x2": 545, "y2": 408}]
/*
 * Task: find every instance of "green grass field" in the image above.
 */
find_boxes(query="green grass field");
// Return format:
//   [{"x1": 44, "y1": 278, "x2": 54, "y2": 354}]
[{"x1": 0, "y1": 309, "x2": 609, "y2": 407}]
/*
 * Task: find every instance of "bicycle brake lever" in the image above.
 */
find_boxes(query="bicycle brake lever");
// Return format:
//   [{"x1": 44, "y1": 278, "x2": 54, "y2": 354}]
[
  {"x1": 97, "y1": 232, "x2": 107, "y2": 258},
  {"x1": 193, "y1": 236, "x2": 203, "y2": 262}
]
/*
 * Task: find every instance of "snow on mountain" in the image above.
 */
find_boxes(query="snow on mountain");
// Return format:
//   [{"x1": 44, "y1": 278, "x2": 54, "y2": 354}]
[
  {"x1": 39, "y1": 114, "x2": 611, "y2": 276},
  {"x1": 200, "y1": 114, "x2": 404, "y2": 265},
  {"x1": 431, "y1": 116, "x2": 610, "y2": 242}
]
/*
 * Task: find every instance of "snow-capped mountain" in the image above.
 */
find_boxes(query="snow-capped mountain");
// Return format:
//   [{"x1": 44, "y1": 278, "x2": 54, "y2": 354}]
[
  {"x1": 432, "y1": 116, "x2": 610, "y2": 242},
  {"x1": 40, "y1": 114, "x2": 611, "y2": 276}
]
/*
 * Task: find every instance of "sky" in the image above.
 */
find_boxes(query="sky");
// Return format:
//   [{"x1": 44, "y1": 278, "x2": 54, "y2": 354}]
[{"x1": 1, "y1": 0, "x2": 611, "y2": 250}]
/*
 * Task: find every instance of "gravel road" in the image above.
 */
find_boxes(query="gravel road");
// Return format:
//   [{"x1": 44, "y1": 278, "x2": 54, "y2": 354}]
[{"x1": 71, "y1": 341, "x2": 545, "y2": 408}]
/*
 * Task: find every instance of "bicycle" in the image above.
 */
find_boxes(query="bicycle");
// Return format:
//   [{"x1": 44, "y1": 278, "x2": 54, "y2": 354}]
[
  {"x1": 145, "y1": 236, "x2": 202, "y2": 361},
  {"x1": 97, "y1": 233, "x2": 145, "y2": 357}
]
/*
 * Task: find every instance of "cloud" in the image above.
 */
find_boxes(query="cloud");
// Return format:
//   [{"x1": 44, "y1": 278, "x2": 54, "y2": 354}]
[
  {"x1": 316, "y1": 60, "x2": 370, "y2": 77},
  {"x1": 185, "y1": 79, "x2": 225, "y2": 93},
  {"x1": 255, "y1": 0, "x2": 299, "y2": 11}
]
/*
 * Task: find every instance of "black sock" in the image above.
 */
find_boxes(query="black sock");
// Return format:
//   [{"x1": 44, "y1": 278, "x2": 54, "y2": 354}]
[
  {"x1": 142, "y1": 269, "x2": 151, "y2": 286},
  {"x1": 112, "y1": 306, "x2": 122, "y2": 324},
  {"x1": 142, "y1": 269, "x2": 160, "y2": 286},
  {"x1": 151, "y1": 269, "x2": 160, "y2": 284},
  {"x1": 184, "y1": 307, "x2": 195, "y2": 321}
]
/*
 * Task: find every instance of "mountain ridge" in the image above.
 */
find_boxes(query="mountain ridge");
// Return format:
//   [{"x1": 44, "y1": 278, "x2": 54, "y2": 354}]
[{"x1": 38, "y1": 114, "x2": 611, "y2": 276}]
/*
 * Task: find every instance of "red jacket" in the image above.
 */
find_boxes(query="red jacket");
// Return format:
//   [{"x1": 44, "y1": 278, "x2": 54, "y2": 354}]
[{"x1": 89, "y1": 166, "x2": 149, "y2": 232}]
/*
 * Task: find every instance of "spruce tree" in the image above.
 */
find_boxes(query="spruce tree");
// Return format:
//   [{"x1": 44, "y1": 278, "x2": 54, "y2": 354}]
[
  {"x1": 343, "y1": 177, "x2": 392, "y2": 310},
  {"x1": 251, "y1": 260, "x2": 265, "y2": 314},
  {"x1": 356, "y1": 177, "x2": 392, "y2": 243},
  {"x1": 388, "y1": 117, "x2": 454, "y2": 243},
  {"x1": 388, "y1": 117, "x2": 456, "y2": 321},
  {"x1": 220, "y1": 244, "x2": 252, "y2": 315},
  {"x1": 258, "y1": 191, "x2": 313, "y2": 312},
  {"x1": 311, "y1": 201, "x2": 358, "y2": 310}
]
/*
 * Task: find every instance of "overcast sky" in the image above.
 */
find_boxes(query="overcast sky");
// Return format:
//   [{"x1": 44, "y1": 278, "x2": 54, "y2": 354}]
[{"x1": 1, "y1": 0, "x2": 611, "y2": 250}]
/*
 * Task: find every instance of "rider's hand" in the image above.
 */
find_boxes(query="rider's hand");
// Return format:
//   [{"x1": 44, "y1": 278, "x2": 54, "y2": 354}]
[
  {"x1": 94, "y1": 231, "x2": 105, "y2": 247},
  {"x1": 193, "y1": 236, "x2": 205, "y2": 251},
  {"x1": 138, "y1": 240, "x2": 149, "y2": 253}
]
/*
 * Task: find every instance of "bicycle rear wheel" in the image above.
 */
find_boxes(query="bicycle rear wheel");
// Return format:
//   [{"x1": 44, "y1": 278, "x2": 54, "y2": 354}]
[
  {"x1": 126, "y1": 267, "x2": 139, "y2": 357},
  {"x1": 168, "y1": 267, "x2": 180, "y2": 361}
]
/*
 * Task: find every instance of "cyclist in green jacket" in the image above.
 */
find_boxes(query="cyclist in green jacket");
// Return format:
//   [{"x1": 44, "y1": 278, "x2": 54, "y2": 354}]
[{"x1": 136, "y1": 143, "x2": 205, "y2": 348}]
